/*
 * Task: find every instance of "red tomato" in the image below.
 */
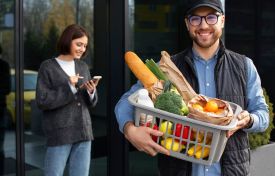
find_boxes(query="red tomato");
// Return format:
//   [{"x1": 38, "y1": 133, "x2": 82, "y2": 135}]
[{"x1": 175, "y1": 123, "x2": 183, "y2": 137}]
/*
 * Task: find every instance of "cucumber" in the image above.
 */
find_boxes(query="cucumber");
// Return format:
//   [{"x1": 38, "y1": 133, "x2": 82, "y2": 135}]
[{"x1": 145, "y1": 59, "x2": 168, "y2": 81}]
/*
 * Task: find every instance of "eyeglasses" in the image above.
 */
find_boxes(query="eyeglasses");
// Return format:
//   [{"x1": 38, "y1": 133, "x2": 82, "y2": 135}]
[{"x1": 187, "y1": 14, "x2": 220, "y2": 26}]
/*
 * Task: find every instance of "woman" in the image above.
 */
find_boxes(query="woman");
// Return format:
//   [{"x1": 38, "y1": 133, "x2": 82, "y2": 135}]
[{"x1": 36, "y1": 24, "x2": 99, "y2": 176}]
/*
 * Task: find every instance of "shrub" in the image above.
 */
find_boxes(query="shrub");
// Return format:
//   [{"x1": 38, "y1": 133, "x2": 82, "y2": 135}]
[{"x1": 249, "y1": 89, "x2": 274, "y2": 149}]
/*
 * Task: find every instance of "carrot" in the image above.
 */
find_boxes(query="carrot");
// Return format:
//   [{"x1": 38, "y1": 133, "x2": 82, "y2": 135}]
[{"x1": 125, "y1": 51, "x2": 158, "y2": 88}]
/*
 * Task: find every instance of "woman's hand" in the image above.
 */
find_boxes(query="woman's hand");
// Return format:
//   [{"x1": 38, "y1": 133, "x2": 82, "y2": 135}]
[
  {"x1": 69, "y1": 73, "x2": 83, "y2": 87},
  {"x1": 80, "y1": 79, "x2": 97, "y2": 94},
  {"x1": 79, "y1": 76, "x2": 101, "y2": 93}
]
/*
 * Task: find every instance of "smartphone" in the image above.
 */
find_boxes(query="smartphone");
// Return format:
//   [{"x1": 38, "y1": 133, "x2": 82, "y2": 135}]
[{"x1": 92, "y1": 76, "x2": 102, "y2": 84}]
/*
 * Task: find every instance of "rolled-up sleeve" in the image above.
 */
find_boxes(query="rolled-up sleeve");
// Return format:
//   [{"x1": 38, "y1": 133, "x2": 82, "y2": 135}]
[{"x1": 243, "y1": 58, "x2": 269, "y2": 133}]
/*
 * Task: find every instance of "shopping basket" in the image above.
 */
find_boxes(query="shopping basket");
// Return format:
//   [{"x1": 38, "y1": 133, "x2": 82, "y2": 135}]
[{"x1": 128, "y1": 90, "x2": 242, "y2": 165}]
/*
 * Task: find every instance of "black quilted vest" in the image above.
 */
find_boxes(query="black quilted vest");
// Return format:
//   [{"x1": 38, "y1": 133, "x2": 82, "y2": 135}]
[{"x1": 158, "y1": 43, "x2": 250, "y2": 176}]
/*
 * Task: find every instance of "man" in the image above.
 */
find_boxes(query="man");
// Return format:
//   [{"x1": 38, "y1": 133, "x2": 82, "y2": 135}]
[{"x1": 115, "y1": 0, "x2": 269, "y2": 175}]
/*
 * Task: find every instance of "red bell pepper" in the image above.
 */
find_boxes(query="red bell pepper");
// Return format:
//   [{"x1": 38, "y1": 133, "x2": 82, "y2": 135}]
[
  {"x1": 141, "y1": 122, "x2": 159, "y2": 142},
  {"x1": 175, "y1": 123, "x2": 190, "y2": 144},
  {"x1": 151, "y1": 124, "x2": 159, "y2": 142}
]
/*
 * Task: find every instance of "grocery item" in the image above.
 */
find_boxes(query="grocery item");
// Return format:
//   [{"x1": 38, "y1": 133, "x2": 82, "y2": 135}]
[
  {"x1": 125, "y1": 51, "x2": 158, "y2": 89},
  {"x1": 159, "y1": 51, "x2": 197, "y2": 102},
  {"x1": 124, "y1": 51, "x2": 164, "y2": 101},
  {"x1": 188, "y1": 95, "x2": 234, "y2": 125},
  {"x1": 136, "y1": 89, "x2": 154, "y2": 126}
]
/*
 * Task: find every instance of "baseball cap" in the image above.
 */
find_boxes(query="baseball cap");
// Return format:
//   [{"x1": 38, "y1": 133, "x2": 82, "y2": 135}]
[{"x1": 185, "y1": 0, "x2": 224, "y2": 15}]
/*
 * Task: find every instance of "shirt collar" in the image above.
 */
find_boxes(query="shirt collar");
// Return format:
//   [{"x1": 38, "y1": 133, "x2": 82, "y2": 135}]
[{"x1": 192, "y1": 47, "x2": 220, "y2": 63}]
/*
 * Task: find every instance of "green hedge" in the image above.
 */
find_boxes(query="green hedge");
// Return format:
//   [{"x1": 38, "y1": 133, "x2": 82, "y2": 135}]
[{"x1": 249, "y1": 89, "x2": 274, "y2": 149}]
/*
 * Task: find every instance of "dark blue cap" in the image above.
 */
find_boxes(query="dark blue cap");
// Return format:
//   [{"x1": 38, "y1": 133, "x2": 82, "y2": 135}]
[{"x1": 185, "y1": 0, "x2": 224, "y2": 15}]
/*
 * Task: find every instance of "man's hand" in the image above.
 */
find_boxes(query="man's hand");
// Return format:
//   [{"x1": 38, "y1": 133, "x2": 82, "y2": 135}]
[
  {"x1": 124, "y1": 122, "x2": 170, "y2": 156},
  {"x1": 227, "y1": 110, "x2": 251, "y2": 137}
]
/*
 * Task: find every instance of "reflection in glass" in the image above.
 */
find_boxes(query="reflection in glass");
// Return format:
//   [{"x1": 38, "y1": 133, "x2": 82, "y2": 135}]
[
  {"x1": 6, "y1": 69, "x2": 38, "y2": 128},
  {"x1": 0, "y1": 0, "x2": 16, "y2": 174},
  {"x1": 0, "y1": 44, "x2": 12, "y2": 175}
]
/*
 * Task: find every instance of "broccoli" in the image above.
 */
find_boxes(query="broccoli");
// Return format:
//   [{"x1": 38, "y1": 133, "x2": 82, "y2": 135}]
[{"x1": 154, "y1": 91, "x2": 189, "y2": 115}]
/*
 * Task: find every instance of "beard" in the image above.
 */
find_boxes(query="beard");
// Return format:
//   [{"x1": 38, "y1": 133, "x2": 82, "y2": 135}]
[{"x1": 189, "y1": 28, "x2": 222, "y2": 48}]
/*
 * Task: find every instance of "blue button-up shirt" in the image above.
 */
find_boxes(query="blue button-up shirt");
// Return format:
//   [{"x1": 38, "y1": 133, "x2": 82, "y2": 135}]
[
  {"x1": 115, "y1": 48, "x2": 269, "y2": 176},
  {"x1": 191, "y1": 48, "x2": 269, "y2": 176}
]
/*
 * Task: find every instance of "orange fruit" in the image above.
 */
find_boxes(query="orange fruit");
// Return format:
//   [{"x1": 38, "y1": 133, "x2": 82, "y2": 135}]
[
  {"x1": 204, "y1": 100, "x2": 219, "y2": 112},
  {"x1": 192, "y1": 103, "x2": 204, "y2": 111}
]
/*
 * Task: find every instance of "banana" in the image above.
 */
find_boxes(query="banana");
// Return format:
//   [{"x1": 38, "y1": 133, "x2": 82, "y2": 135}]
[
  {"x1": 191, "y1": 130, "x2": 204, "y2": 143},
  {"x1": 188, "y1": 135, "x2": 212, "y2": 158},
  {"x1": 187, "y1": 144, "x2": 202, "y2": 156},
  {"x1": 195, "y1": 147, "x2": 210, "y2": 159}
]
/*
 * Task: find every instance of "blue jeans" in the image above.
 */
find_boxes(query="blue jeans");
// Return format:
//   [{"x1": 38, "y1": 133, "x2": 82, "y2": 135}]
[{"x1": 44, "y1": 141, "x2": 92, "y2": 176}]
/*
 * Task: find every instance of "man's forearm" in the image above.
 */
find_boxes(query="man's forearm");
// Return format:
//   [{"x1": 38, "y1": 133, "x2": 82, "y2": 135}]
[{"x1": 123, "y1": 121, "x2": 135, "y2": 141}]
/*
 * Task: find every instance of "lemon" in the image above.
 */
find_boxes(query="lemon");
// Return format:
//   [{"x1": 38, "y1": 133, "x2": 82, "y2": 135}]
[
  {"x1": 159, "y1": 121, "x2": 173, "y2": 135},
  {"x1": 161, "y1": 138, "x2": 181, "y2": 152}
]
